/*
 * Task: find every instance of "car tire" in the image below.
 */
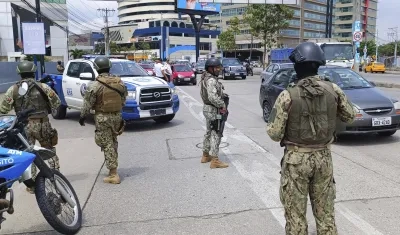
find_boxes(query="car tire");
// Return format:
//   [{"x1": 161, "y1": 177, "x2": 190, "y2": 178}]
[
  {"x1": 377, "y1": 130, "x2": 396, "y2": 137},
  {"x1": 262, "y1": 101, "x2": 272, "y2": 123},
  {"x1": 52, "y1": 105, "x2": 67, "y2": 120},
  {"x1": 153, "y1": 114, "x2": 175, "y2": 123},
  {"x1": 192, "y1": 78, "x2": 197, "y2": 85},
  {"x1": 241, "y1": 76, "x2": 247, "y2": 80}
]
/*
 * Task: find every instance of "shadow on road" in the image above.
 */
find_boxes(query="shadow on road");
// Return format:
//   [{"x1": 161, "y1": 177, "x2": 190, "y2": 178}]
[
  {"x1": 334, "y1": 134, "x2": 400, "y2": 146},
  {"x1": 117, "y1": 167, "x2": 149, "y2": 180}
]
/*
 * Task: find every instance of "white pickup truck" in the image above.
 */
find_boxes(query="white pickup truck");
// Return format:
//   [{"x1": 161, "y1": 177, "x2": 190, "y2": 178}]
[{"x1": 44, "y1": 58, "x2": 180, "y2": 123}]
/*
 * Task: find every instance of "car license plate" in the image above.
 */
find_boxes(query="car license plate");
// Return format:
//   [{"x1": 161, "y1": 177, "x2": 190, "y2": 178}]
[
  {"x1": 184, "y1": 78, "x2": 191, "y2": 81},
  {"x1": 372, "y1": 117, "x2": 391, "y2": 126},
  {"x1": 150, "y1": 109, "x2": 166, "y2": 116}
]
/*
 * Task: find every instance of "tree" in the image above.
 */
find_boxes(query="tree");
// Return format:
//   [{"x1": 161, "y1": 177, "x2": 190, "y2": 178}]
[
  {"x1": 360, "y1": 40, "x2": 376, "y2": 57},
  {"x1": 138, "y1": 42, "x2": 151, "y2": 59},
  {"x1": 217, "y1": 30, "x2": 236, "y2": 55},
  {"x1": 94, "y1": 43, "x2": 105, "y2": 54},
  {"x1": 243, "y1": 4, "x2": 294, "y2": 68},
  {"x1": 378, "y1": 42, "x2": 399, "y2": 57},
  {"x1": 228, "y1": 16, "x2": 240, "y2": 57},
  {"x1": 110, "y1": 42, "x2": 120, "y2": 54},
  {"x1": 69, "y1": 49, "x2": 84, "y2": 59}
]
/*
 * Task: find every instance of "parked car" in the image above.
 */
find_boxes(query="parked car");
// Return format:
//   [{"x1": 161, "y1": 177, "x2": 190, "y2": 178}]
[
  {"x1": 139, "y1": 63, "x2": 155, "y2": 76},
  {"x1": 365, "y1": 62, "x2": 386, "y2": 73},
  {"x1": 171, "y1": 63, "x2": 196, "y2": 85},
  {"x1": 260, "y1": 63, "x2": 293, "y2": 83},
  {"x1": 259, "y1": 65, "x2": 400, "y2": 136},
  {"x1": 220, "y1": 58, "x2": 247, "y2": 80},
  {"x1": 195, "y1": 60, "x2": 206, "y2": 74}
]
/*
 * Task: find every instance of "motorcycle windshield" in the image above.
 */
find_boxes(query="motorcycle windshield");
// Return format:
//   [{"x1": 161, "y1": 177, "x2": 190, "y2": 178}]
[{"x1": 0, "y1": 115, "x2": 16, "y2": 131}]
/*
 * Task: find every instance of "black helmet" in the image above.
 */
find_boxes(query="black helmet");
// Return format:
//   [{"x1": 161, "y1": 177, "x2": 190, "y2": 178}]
[
  {"x1": 93, "y1": 56, "x2": 112, "y2": 71},
  {"x1": 16, "y1": 61, "x2": 37, "y2": 74},
  {"x1": 205, "y1": 58, "x2": 222, "y2": 70},
  {"x1": 289, "y1": 42, "x2": 326, "y2": 66}
]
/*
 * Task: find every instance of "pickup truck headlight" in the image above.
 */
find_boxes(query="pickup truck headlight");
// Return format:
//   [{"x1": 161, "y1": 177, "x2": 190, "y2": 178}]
[
  {"x1": 393, "y1": 101, "x2": 400, "y2": 114},
  {"x1": 127, "y1": 91, "x2": 136, "y2": 100},
  {"x1": 171, "y1": 87, "x2": 176, "y2": 95}
]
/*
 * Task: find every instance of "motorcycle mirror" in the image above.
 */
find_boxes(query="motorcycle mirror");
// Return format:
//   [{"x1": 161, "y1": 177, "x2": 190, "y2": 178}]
[{"x1": 18, "y1": 82, "x2": 29, "y2": 96}]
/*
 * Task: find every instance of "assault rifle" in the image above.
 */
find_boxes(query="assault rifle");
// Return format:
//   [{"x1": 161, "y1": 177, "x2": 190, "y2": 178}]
[{"x1": 216, "y1": 94, "x2": 229, "y2": 137}]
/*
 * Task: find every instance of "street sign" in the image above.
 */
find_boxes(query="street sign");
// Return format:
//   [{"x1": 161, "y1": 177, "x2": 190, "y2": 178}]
[
  {"x1": 355, "y1": 53, "x2": 360, "y2": 63},
  {"x1": 355, "y1": 41, "x2": 360, "y2": 47},
  {"x1": 354, "y1": 21, "x2": 361, "y2": 32},
  {"x1": 22, "y1": 22, "x2": 46, "y2": 55},
  {"x1": 353, "y1": 31, "x2": 362, "y2": 42}
]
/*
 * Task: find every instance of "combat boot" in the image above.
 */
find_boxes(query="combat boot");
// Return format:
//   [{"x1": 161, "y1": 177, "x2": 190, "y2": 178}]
[
  {"x1": 201, "y1": 151, "x2": 212, "y2": 163},
  {"x1": 103, "y1": 168, "x2": 121, "y2": 184},
  {"x1": 210, "y1": 157, "x2": 229, "y2": 169}
]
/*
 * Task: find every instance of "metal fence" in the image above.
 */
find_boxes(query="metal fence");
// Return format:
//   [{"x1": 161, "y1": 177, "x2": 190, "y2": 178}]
[{"x1": 0, "y1": 62, "x2": 58, "y2": 93}]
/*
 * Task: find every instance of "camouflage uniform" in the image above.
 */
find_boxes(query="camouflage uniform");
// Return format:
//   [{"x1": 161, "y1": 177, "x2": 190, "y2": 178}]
[
  {"x1": 56, "y1": 64, "x2": 64, "y2": 74},
  {"x1": 0, "y1": 78, "x2": 61, "y2": 187},
  {"x1": 267, "y1": 75, "x2": 356, "y2": 234},
  {"x1": 80, "y1": 73, "x2": 127, "y2": 184},
  {"x1": 200, "y1": 71, "x2": 228, "y2": 168}
]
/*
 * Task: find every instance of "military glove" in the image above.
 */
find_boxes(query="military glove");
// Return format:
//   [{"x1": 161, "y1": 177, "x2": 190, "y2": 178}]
[{"x1": 79, "y1": 117, "x2": 86, "y2": 126}]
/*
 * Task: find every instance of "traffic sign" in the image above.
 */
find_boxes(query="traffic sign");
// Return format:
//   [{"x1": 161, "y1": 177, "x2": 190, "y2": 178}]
[
  {"x1": 354, "y1": 21, "x2": 361, "y2": 32},
  {"x1": 353, "y1": 31, "x2": 362, "y2": 42},
  {"x1": 355, "y1": 53, "x2": 360, "y2": 63}
]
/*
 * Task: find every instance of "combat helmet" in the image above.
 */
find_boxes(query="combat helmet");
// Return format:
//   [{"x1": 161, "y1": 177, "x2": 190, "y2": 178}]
[
  {"x1": 16, "y1": 61, "x2": 37, "y2": 74},
  {"x1": 93, "y1": 56, "x2": 112, "y2": 71},
  {"x1": 289, "y1": 42, "x2": 326, "y2": 66},
  {"x1": 205, "y1": 58, "x2": 222, "y2": 70}
]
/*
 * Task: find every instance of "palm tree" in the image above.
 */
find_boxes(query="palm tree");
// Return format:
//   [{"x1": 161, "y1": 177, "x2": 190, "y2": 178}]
[{"x1": 69, "y1": 49, "x2": 85, "y2": 59}]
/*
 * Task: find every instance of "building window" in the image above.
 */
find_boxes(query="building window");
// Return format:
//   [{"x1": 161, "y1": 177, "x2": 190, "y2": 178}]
[
  {"x1": 304, "y1": 12, "x2": 326, "y2": 21},
  {"x1": 221, "y1": 7, "x2": 246, "y2": 17},
  {"x1": 288, "y1": 19, "x2": 300, "y2": 27},
  {"x1": 304, "y1": 31, "x2": 325, "y2": 38},
  {"x1": 337, "y1": 15, "x2": 353, "y2": 21},
  {"x1": 280, "y1": 29, "x2": 300, "y2": 37},
  {"x1": 293, "y1": 9, "x2": 300, "y2": 16},
  {"x1": 336, "y1": 7, "x2": 353, "y2": 12},
  {"x1": 304, "y1": 3, "x2": 327, "y2": 13},
  {"x1": 304, "y1": 22, "x2": 325, "y2": 30},
  {"x1": 339, "y1": 0, "x2": 352, "y2": 3}
]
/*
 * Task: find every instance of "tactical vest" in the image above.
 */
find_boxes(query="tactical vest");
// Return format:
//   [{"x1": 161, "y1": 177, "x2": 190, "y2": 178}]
[
  {"x1": 200, "y1": 72, "x2": 223, "y2": 106},
  {"x1": 284, "y1": 76, "x2": 338, "y2": 146},
  {"x1": 94, "y1": 74, "x2": 125, "y2": 113},
  {"x1": 13, "y1": 79, "x2": 50, "y2": 118}
]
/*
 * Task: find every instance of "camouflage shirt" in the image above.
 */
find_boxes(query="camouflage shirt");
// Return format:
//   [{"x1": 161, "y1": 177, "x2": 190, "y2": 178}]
[
  {"x1": 200, "y1": 72, "x2": 226, "y2": 113},
  {"x1": 0, "y1": 78, "x2": 61, "y2": 114},
  {"x1": 80, "y1": 73, "x2": 128, "y2": 118},
  {"x1": 57, "y1": 65, "x2": 64, "y2": 73},
  {"x1": 266, "y1": 75, "x2": 357, "y2": 142}
]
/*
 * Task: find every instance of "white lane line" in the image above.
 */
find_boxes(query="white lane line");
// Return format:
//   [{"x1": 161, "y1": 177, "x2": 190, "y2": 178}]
[{"x1": 176, "y1": 87, "x2": 384, "y2": 234}]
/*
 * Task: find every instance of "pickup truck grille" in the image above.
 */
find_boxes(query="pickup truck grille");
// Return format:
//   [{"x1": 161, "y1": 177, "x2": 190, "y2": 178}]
[{"x1": 139, "y1": 87, "x2": 171, "y2": 103}]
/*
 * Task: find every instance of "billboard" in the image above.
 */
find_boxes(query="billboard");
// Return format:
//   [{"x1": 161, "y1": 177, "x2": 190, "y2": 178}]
[
  {"x1": 197, "y1": 0, "x2": 298, "y2": 3},
  {"x1": 175, "y1": 0, "x2": 221, "y2": 15},
  {"x1": 21, "y1": 22, "x2": 46, "y2": 55}
]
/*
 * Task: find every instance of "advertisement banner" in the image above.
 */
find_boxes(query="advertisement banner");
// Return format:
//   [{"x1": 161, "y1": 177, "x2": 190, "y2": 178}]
[
  {"x1": 22, "y1": 22, "x2": 46, "y2": 55},
  {"x1": 176, "y1": 0, "x2": 221, "y2": 14}
]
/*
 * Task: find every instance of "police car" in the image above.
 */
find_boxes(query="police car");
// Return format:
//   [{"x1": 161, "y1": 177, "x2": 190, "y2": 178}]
[{"x1": 44, "y1": 56, "x2": 180, "y2": 123}]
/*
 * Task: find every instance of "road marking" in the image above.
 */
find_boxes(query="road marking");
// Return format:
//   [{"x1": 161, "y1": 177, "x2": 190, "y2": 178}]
[
  {"x1": 0, "y1": 82, "x2": 17, "y2": 86},
  {"x1": 176, "y1": 87, "x2": 384, "y2": 234}
]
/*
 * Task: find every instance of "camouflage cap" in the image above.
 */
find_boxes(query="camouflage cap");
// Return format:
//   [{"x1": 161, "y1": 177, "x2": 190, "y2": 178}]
[
  {"x1": 16, "y1": 61, "x2": 37, "y2": 74},
  {"x1": 93, "y1": 56, "x2": 112, "y2": 71}
]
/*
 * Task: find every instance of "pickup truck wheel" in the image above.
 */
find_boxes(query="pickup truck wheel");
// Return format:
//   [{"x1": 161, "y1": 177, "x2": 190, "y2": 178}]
[
  {"x1": 52, "y1": 105, "x2": 67, "y2": 119},
  {"x1": 153, "y1": 114, "x2": 175, "y2": 123},
  {"x1": 241, "y1": 76, "x2": 247, "y2": 80}
]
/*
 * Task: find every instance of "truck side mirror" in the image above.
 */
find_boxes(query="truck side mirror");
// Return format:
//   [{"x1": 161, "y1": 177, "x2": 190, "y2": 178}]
[{"x1": 79, "y1": 72, "x2": 93, "y2": 80}]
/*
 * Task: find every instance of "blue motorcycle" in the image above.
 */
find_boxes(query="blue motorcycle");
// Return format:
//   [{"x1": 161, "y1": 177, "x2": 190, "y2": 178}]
[{"x1": 0, "y1": 83, "x2": 82, "y2": 234}]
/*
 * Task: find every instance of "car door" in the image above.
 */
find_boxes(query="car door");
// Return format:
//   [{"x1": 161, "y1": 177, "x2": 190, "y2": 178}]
[
  {"x1": 262, "y1": 64, "x2": 275, "y2": 82},
  {"x1": 63, "y1": 62, "x2": 81, "y2": 107},
  {"x1": 267, "y1": 69, "x2": 292, "y2": 105},
  {"x1": 74, "y1": 62, "x2": 96, "y2": 108}
]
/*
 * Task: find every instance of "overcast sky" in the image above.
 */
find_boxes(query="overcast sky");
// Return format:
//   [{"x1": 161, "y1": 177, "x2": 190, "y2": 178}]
[{"x1": 68, "y1": 0, "x2": 396, "y2": 45}]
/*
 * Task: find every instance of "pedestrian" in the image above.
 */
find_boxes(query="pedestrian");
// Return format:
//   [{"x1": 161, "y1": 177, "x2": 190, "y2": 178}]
[
  {"x1": 154, "y1": 58, "x2": 168, "y2": 82},
  {"x1": 0, "y1": 61, "x2": 61, "y2": 194},
  {"x1": 56, "y1": 61, "x2": 64, "y2": 74},
  {"x1": 79, "y1": 56, "x2": 127, "y2": 184},
  {"x1": 266, "y1": 42, "x2": 356, "y2": 234},
  {"x1": 199, "y1": 58, "x2": 229, "y2": 169},
  {"x1": 163, "y1": 59, "x2": 172, "y2": 82}
]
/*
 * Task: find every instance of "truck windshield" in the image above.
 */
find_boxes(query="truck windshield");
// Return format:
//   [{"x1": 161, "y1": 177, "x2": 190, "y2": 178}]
[
  {"x1": 110, "y1": 61, "x2": 149, "y2": 77},
  {"x1": 322, "y1": 44, "x2": 353, "y2": 61}
]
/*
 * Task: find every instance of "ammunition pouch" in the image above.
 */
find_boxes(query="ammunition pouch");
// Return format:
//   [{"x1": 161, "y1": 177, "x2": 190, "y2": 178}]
[{"x1": 50, "y1": 128, "x2": 58, "y2": 146}]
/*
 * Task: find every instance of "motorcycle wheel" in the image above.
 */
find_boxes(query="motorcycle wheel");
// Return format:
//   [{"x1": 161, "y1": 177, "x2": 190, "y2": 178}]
[{"x1": 35, "y1": 170, "x2": 82, "y2": 234}]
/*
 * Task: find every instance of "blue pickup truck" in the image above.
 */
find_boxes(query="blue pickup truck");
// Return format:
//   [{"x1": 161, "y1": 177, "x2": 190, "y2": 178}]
[{"x1": 43, "y1": 58, "x2": 180, "y2": 123}]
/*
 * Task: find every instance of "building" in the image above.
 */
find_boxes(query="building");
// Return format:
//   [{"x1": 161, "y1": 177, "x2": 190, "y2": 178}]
[
  {"x1": 333, "y1": 0, "x2": 377, "y2": 41},
  {"x1": 107, "y1": 19, "x2": 219, "y2": 61},
  {"x1": 207, "y1": 1, "x2": 334, "y2": 61},
  {"x1": 0, "y1": 0, "x2": 68, "y2": 62}
]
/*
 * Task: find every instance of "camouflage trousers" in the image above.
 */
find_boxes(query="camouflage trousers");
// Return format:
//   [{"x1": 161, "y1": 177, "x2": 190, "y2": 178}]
[
  {"x1": 280, "y1": 147, "x2": 337, "y2": 235},
  {"x1": 94, "y1": 112, "x2": 124, "y2": 170},
  {"x1": 202, "y1": 111, "x2": 221, "y2": 157},
  {"x1": 25, "y1": 118, "x2": 60, "y2": 180}
]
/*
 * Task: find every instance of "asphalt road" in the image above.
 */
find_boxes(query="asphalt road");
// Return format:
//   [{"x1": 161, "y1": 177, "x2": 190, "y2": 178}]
[{"x1": 3, "y1": 76, "x2": 400, "y2": 235}]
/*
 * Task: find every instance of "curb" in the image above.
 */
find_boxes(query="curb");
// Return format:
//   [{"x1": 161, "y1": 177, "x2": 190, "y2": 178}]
[{"x1": 374, "y1": 82, "x2": 400, "y2": 89}]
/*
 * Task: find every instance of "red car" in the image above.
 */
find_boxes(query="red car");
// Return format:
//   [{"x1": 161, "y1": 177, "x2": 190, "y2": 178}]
[
  {"x1": 171, "y1": 64, "x2": 196, "y2": 85},
  {"x1": 139, "y1": 63, "x2": 155, "y2": 76}
]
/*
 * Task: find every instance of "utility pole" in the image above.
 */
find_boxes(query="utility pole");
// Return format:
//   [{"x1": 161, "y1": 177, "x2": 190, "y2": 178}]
[
  {"x1": 98, "y1": 8, "x2": 115, "y2": 56},
  {"x1": 353, "y1": 0, "x2": 361, "y2": 72},
  {"x1": 375, "y1": 28, "x2": 378, "y2": 60},
  {"x1": 34, "y1": 0, "x2": 45, "y2": 76},
  {"x1": 388, "y1": 27, "x2": 398, "y2": 67}
]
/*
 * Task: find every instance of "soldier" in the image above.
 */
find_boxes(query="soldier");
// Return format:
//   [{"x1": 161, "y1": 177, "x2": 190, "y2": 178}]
[
  {"x1": 200, "y1": 58, "x2": 229, "y2": 169},
  {"x1": 56, "y1": 61, "x2": 64, "y2": 74},
  {"x1": 79, "y1": 56, "x2": 127, "y2": 184},
  {"x1": 266, "y1": 42, "x2": 357, "y2": 234},
  {"x1": 0, "y1": 61, "x2": 61, "y2": 194}
]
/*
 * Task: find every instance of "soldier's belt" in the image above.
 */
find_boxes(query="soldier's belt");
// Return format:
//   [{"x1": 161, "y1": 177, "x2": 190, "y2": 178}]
[
  {"x1": 286, "y1": 144, "x2": 331, "y2": 153},
  {"x1": 28, "y1": 116, "x2": 49, "y2": 123}
]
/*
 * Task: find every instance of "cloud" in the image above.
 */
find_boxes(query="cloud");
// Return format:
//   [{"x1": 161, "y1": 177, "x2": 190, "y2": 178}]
[{"x1": 377, "y1": 0, "x2": 399, "y2": 44}]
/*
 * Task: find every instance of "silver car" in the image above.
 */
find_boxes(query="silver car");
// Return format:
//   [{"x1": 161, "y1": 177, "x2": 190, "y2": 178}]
[
  {"x1": 259, "y1": 66, "x2": 400, "y2": 137},
  {"x1": 260, "y1": 63, "x2": 293, "y2": 83}
]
